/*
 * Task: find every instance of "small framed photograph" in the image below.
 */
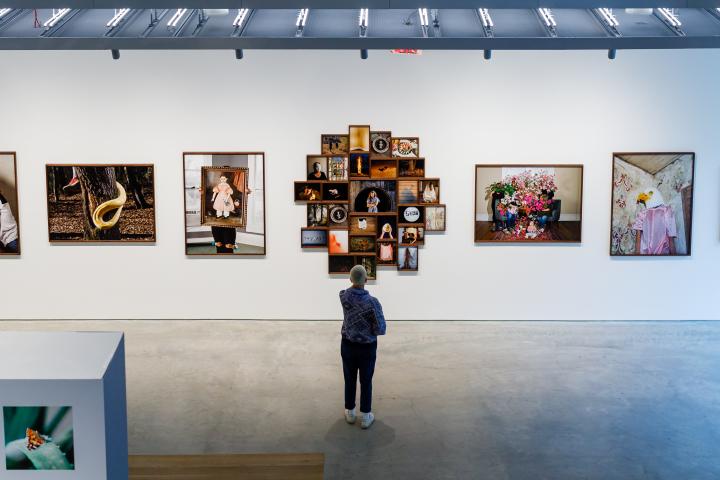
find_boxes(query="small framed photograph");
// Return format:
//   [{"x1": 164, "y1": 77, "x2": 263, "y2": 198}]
[
  {"x1": 322, "y1": 134, "x2": 349, "y2": 155},
  {"x1": 399, "y1": 226, "x2": 424, "y2": 245},
  {"x1": 349, "y1": 125, "x2": 371, "y2": 152},
  {"x1": 418, "y1": 179, "x2": 440, "y2": 204},
  {"x1": 399, "y1": 205, "x2": 424, "y2": 225},
  {"x1": 377, "y1": 215, "x2": 398, "y2": 241},
  {"x1": 200, "y1": 166, "x2": 247, "y2": 228},
  {"x1": 328, "y1": 156, "x2": 348, "y2": 181},
  {"x1": 329, "y1": 230, "x2": 349, "y2": 254},
  {"x1": 350, "y1": 235, "x2": 376, "y2": 254},
  {"x1": 301, "y1": 228, "x2": 328, "y2": 248},
  {"x1": 356, "y1": 255, "x2": 377, "y2": 280},
  {"x1": 370, "y1": 159, "x2": 397, "y2": 179},
  {"x1": 398, "y1": 180, "x2": 419, "y2": 204},
  {"x1": 392, "y1": 137, "x2": 419, "y2": 158},
  {"x1": 307, "y1": 203, "x2": 329, "y2": 227},
  {"x1": 328, "y1": 203, "x2": 349, "y2": 227},
  {"x1": 350, "y1": 180, "x2": 397, "y2": 213},
  {"x1": 377, "y1": 240, "x2": 397, "y2": 265},
  {"x1": 349, "y1": 153, "x2": 370, "y2": 178},
  {"x1": 350, "y1": 215, "x2": 377, "y2": 235},
  {"x1": 322, "y1": 182, "x2": 349, "y2": 202},
  {"x1": 398, "y1": 159, "x2": 425, "y2": 177},
  {"x1": 425, "y1": 204, "x2": 446, "y2": 231},
  {"x1": 398, "y1": 246, "x2": 419, "y2": 271},
  {"x1": 329, "y1": 255, "x2": 355, "y2": 274},
  {"x1": 370, "y1": 131, "x2": 392, "y2": 157},
  {"x1": 295, "y1": 181, "x2": 322, "y2": 202},
  {"x1": 307, "y1": 156, "x2": 329, "y2": 181}
]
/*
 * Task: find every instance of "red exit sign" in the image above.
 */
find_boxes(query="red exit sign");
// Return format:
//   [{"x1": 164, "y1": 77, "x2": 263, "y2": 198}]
[{"x1": 391, "y1": 49, "x2": 422, "y2": 55}]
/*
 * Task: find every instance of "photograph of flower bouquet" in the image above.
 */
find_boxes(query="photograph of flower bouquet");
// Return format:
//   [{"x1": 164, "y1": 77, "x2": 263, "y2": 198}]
[
  {"x1": 4, "y1": 406, "x2": 74, "y2": 470},
  {"x1": 475, "y1": 165, "x2": 583, "y2": 242}
]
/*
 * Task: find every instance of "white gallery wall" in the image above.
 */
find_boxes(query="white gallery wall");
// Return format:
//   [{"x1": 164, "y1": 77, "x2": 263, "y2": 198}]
[{"x1": 0, "y1": 48, "x2": 718, "y2": 320}]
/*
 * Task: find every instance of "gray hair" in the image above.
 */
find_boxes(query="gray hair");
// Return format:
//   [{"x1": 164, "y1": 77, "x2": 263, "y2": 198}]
[{"x1": 349, "y1": 265, "x2": 367, "y2": 286}]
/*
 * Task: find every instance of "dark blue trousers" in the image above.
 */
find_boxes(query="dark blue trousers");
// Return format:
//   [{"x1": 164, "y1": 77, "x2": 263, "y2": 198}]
[{"x1": 341, "y1": 338, "x2": 377, "y2": 413}]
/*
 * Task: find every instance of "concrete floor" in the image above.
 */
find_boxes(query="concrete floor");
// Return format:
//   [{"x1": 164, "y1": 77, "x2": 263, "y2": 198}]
[{"x1": 1, "y1": 320, "x2": 719, "y2": 480}]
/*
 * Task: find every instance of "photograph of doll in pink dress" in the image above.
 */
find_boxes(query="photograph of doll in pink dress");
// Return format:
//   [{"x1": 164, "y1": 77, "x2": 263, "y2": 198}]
[
  {"x1": 212, "y1": 176, "x2": 235, "y2": 218},
  {"x1": 611, "y1": 153, "x2": 694, "y2": 256},
  {"x1": 200, "y1": 167, "x2": 249, "y2": 229}
]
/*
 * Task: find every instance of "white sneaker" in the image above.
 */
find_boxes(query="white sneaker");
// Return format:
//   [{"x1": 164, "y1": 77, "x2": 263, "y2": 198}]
[
  {"x1": 360, "y1": 412, "x2": 374, "y2": 429},
  {"x1": 344, "y1": 409, "x2": 357, "y2": 424}
]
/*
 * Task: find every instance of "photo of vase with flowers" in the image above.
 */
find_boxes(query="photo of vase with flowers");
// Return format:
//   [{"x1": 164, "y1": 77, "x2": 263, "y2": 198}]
[{"x1": 475, "y1": 165, "x2": 583, "y2": 243}]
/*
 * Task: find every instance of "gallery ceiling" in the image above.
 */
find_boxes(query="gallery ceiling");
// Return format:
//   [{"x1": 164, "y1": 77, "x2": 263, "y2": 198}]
[{"x1": 1, "y1": 5, "x2": 720, "y2": 53}]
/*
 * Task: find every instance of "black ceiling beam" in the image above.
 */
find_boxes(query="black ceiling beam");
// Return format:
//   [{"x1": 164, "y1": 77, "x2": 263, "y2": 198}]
[{"x1": 4, "y1": 1, "x2": 720, "y2": 9}]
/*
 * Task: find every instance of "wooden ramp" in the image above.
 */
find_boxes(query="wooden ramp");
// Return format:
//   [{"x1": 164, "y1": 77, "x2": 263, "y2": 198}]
[{"x1": 129, "y1": 453, "x2": 324, "y2": 480}]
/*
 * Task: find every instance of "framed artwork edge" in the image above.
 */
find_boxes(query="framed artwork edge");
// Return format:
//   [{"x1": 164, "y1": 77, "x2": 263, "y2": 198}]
[{"x1": 0, "y1": 151, "x2": 20, "y2": 256}]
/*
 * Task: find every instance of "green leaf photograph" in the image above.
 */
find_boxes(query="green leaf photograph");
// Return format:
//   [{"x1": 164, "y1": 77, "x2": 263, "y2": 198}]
[{"x1": 3, "y1": 406, "x2": 75, "y2": 470}]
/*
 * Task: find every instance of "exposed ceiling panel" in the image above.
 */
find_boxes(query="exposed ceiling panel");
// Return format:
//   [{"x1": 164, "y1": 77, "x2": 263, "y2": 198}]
[{"x1": 4, "y1": 1, "x2": 720, "y2": 7}]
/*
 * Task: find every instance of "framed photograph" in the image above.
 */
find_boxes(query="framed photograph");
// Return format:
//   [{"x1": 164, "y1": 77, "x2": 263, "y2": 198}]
[
  {"x1": 322, "y1": 182, "x2": 349, "y2": 202},
  {"x1": 350, "y1": 235, "x2": 376, "y2": 254},
  {"x1": 398, "y1": 180, "x2": 419, "y2": 204},
  {"x1": 4, "y1": 406, "x2": 74, "y2": 470},
  {"x1": 610, "y1": 153, "x2": 694, "y2": 256},
  {"x1": 370, "y1": 159, "x2": 398, "y2": 179},
  {"x1": 399, "y1": 226, "x2": 424, "y2": 245},
  {"x1": 392, "y1": 137, "x2": 420, "y2": 158},
  {"x1": 0, "y1": 152, "x2": 20, "y2": 255},
  {"x1": 398, "y1": 159, "x2": 425, "y2": 177},
  {"x1": 377, "y1": 215, "x2": 398, "y2": 241},
  {"x1": 329, "y1": 230, "x2": 349, "y2": 254},
  {"x1": 328, "y1": 203, "x2": 349, "y2": 227},
  {"x1": 349, "y1": 153, "x2": 370, "y2": 178},
  {"x1": 475, "y1": 165, "x2": 582, "y2": 242},
  {"x1": 307, "y1": 203, "x2": 329, "y2": 227},
  {"x1": 184, "y1": 153, "x2": 266, "y2": 255},
  {"x1": 370, "y1": 131, "x2": 392, "y2": 157},
  {"x1": 350, "y1": 180, "x2": 398, "y2": 213},
  {"x1": 328, "y1": 156, "x2": 348, "y2": 181},
  {"x1": 399, "y1": 205, "x2": 424, "y2": 225},
  {"x1": 349, "y1": 125, "x2": 371, "y2": 152},
  {"x1": 295, "y1": 181, "x2": 322, "y2": 202},
  {"x1": 307, "y1": 156, "x2": 329, "y2": 181},
  {"x1": 46, "y1": 164, "x2": 156, "y2": 242},
  {"x1": 418, "y1": 179, "x2": 440, "y2": 204},
  {"x1": 398, "y1": 246, "x2": 419, "y2": 271},
  {"x1": 329, "y1": 254, "x2": 355, "y2": 274},
  {"x1": 350, "y1": 215, "x2": 377, "y2": 235},
  {"x1": 321, "y1": 134, "x2": 349, "y2": 155},
  {"x1": 425, "y1": 204, "x2": 446, "y2": 232},
  {"x1": 356, "y1": 255, "x2": 377, "y2": 280},
  {"x1": 301, "y1": 228, "x2": 328, "y2": 248},
  {"x1": 377, "y1": 240, "x2": 397, "y2": 264}
]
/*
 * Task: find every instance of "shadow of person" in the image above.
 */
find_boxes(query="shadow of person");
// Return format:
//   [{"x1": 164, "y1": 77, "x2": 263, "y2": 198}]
[{"x1": 323, "y1": 418, "x2": 396, "y2": 454}]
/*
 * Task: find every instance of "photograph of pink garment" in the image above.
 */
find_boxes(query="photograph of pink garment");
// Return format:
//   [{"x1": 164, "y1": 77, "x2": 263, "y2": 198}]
[
  {"x1": 631, "y1": 205, "x2": 677, "y2": 255},
  {"x1": 213, "y1": 181, "x2": 235, "y2": 213}
]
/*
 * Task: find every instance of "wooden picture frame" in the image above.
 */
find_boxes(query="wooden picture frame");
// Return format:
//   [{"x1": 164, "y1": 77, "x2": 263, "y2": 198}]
[
  {"x1": 425, "y1": 204, "x2": 446, "y2": 232},
  {"x1": 321, "y1": 134, "x2": 349, "y2": 155},
  {"x1": 46, "y1": 163, "x2": 157, "y2": 243},
  {"x1": 0, "y1": 152, "x2": 20, "y2": 255},
  {"x1": 301, "y1": 228, "x2": 328, "y2": 248},
  {"x1": 418, "y1": 178, "x2": 440, "y2": 204},
  {"x1": 294, "y1": 181, "x2": 322, "y2": 202},
  {"x1": 391, "y1": 137, "x2": 420, "y2": 158},
  {"x1": 370, "y1": 131, "x2": 392, "y2": 158},
  {"x1": 349, "y1": 125, "x2": 371, "y2": 153},
  {"x1": 200, "y1": 166, "x2": 249, "y2": 228},
  {"x1": 610, "y1": 152, "x2": 695, "y2": 257},
  {"x1": 397, "y1": 246, "x2": 419, "y2": 271}
]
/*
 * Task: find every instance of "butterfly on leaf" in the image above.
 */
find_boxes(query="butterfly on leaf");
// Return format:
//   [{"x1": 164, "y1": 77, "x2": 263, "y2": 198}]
[{"x1": 26, "y1": 428, "x2": 45, "y2": 450}]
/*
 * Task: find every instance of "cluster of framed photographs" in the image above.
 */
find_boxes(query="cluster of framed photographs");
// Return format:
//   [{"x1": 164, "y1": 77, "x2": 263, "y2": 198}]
[{"x1": 295, "y1": 125, "x2": 447, "y2": 278}]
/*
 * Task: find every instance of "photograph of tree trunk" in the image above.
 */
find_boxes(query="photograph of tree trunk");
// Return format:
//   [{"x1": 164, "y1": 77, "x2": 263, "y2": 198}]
[{"x1": 45, "y1": 165, "x2": 156, "y2": 242}]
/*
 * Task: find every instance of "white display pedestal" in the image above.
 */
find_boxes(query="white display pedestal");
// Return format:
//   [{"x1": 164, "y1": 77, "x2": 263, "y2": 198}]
[{"x1": 0, "y1": 332, "x2": 128, "y2": 480}]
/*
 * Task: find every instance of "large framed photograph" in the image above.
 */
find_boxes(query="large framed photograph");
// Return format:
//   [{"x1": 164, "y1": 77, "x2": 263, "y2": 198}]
[
  {"x1": 46, "y1": 164, "x2": 156, "y2": 242},
  {"x1": 184, "y1": 153, "x2": 266, "y2": 255},
  {"x1": 475, "y1": 165, "x2": 583, "y2": 243},
  {"x1": 4, "y1": 406, "x2": 74, "y2": 470},
  {"x1": 0, "y1": 152, "x2": 20, "y2": 255},
  {"x1": 610, "y1": 153, "x2": 694, "y2": 256}
]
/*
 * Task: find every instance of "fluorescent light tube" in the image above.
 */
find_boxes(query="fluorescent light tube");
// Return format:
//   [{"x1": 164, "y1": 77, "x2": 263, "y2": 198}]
[
  {"x1": 658, "y1": 8, "x2": 681, "y2": 27},
  {"x1": 418, "y1": 8, "x2": 429, "y2": 27},
  {"x1": 167, "y1": 8, "x2": 188, "y2": 28},
  {"x1": 107, "y1": 8, "x2": 130, "y2": 28},
  {"x1": 44, "y1": 8, "x2": 71, "y2": 28},
  {"x1": 478, "y1": 8, "x2": 493, "y2": 28},
  {"x1": 0, "y1": 8, "x2": 12, "y2": 19},
  {"x1": 233, "y1": 8, "x2": 249, "y2": 28},
  {"x1": 296, "y1": 8, "x2": 309, "y2": 27},
  {"x1": 598, "y1": 8, "x2": 619, "y2": 27},
  {"x1": 538, "y1": 8, "x2": 556, "y2": 28},
  {"x1": 359, "y1": 8, "x2": 368, "y2": 28}
]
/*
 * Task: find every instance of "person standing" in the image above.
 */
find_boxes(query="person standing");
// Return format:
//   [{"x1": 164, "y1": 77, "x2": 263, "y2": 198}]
[{"x1": 339, "y1": 265, "x2": 386, "y2": 429}]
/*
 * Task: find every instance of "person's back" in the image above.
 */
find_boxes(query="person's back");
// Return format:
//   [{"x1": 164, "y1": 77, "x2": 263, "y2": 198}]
[{"x1": 339, "y1": 265, "x2": 386, "y2": 429}]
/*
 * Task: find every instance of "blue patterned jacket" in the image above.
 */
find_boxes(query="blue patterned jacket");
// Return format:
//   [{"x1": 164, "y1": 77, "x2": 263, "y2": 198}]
[{"x1": 339, "y1": 288, "x2": 387, "y2": 344}]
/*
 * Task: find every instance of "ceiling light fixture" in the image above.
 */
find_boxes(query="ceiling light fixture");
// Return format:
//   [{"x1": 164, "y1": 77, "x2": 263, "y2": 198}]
[
  {"x1": 359, "y1": 8, "x2": 368, "y2": 28},
  {"x1": 107, "y1": 8, "x2": 131, "y2": 28},
  {"x1": 597, "y1": 8, "x2": 619, "y2": 27},
  {"x1": 538, "y1": 8, "x2": 557, "y2": 28},
  {"x1": 296, "y1": 8, "x2": 309, "y2": 28},
  {"x1": 167, "y1": 8, "x2": 188, "y2": 28},
  {"x1": 44, "y1": 8, "x2": 71, "y2": 28},
  {"x1": 0, "y1": 8, "x2": 12, "y2": 19},
  {"x1": 418, "y1": 8, "x2": 429, "y2": 27},
  {"x1": 478, "y1": 8, "x2": 493, "y2": 28},
  {"x1": 657, "y1": 8, "x2": 681, "y2": 27},
  {"x1": 233, "y1": 8, "x2": 249, "y2": 28}
]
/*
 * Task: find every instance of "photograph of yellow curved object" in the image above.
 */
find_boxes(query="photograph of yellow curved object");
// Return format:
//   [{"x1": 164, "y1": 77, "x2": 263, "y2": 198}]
[{"x1": 92, "y1": 182, "x2": 126, "y2": 230}]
